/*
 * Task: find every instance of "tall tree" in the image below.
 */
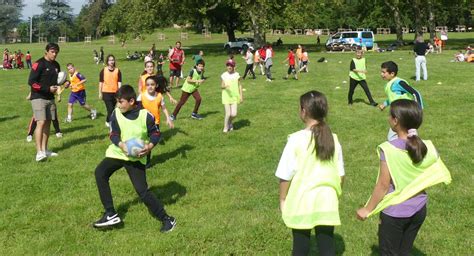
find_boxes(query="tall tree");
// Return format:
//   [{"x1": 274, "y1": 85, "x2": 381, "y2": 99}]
[
  {"x1": 38, "y1": 0, "x2": 74, "y2": 40},
  {"x1": 385, "y1": 0, "x2": 404, "y2": 45},
  {"x1": 76, "y1": 0, "x2": 110, "y2": 38},
  {"x1": 0, "y1": 0, "x2": 23, "y2": 44}
]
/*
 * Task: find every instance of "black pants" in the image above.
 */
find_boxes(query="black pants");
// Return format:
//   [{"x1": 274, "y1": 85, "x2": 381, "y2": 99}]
[
  {"x1": 172, "y1": 90, "x2": 201, "y2": 117},
  {"x1": 348, "y1": 78, "x2": 376, "y2": 104},
  {"x1": 243, "y1": 64, "x2": 256, "y2": 79},
  {"x1": 292, "y1": 226, "x2": 335, "y2": 256},
  {"x1": 102, "y1": 92, "x2": 117, "y2": 123},
  {"x1": 378, "y1": 205, "x2": 427, "y2": 256},
  {"x1": 95, "y1": 157, "x2": 166, "y2": 220}
]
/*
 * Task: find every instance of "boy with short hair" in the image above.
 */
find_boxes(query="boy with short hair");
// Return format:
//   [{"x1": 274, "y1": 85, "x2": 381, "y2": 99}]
[
  {"x1": 64, "y1": 63, "x2": 97, "y2": 122},
  {"x1": 170, "y1": 60, "x2": 205, "y2": 120},
  {"x1": 283, "y1": 48, "x2": 298, "y2": 80},
  {"x1": 93, "y1": 85, "x2": 176, "y2": 232},
  {"x1": 348, "y1": 48, "x2": 377, "y2": 106}
]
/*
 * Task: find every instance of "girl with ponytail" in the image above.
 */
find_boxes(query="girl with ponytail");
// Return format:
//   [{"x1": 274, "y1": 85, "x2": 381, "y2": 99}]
[
  {"x1": 276, "y1": 90, "x2": 345, "y2": 255},
  {"x1": 357, "y1": 99, "x2": 451, "y2": 255}
]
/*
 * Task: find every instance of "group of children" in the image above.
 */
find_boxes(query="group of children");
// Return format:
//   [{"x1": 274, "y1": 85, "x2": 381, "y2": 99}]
[
  {"x1": 2, "y1": 48, "x2": 31, "y2": 69},
  {"x1": 276, "y1": 61, "x2": 451, "y2": 255}
]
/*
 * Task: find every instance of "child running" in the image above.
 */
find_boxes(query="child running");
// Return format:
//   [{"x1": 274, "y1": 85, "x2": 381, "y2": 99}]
[
  {"x1": 138, "y1": 61, "x2": 177, "y2": 104},
  {"x1": 348, "y1": 48, "x2": 378, "y2": 106},
  {"x1": 283, "y1": 48, "x2": 298, "y2": 80},
  {"x1": 170, "y1": 60, "x2": 205, "y2": 120},
  {"x1": 379, "y1": 61, "x2": 423, "y2": 140},
  {"x1": 93, "y1": 85, "x2": 176, "y2": 232},
  {"x1": 221, "y1": 61, "x2": 243, "y2": 133},
  {"x1": 64, "y1": 63, "x2": 97, "y2": 122},
  {"x1": 357, "y1": 99, "x2": 451, "y2": 255},
  {"x1": 276, "y1": 90, "x2": 345, "y2": 255}
]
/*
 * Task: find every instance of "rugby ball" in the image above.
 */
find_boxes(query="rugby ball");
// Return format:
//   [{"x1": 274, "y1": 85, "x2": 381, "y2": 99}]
[
  {"x1": 125, "y1": 138, "x2": 145, "y2": 157},
  {"x1": 57, "y1": 71, "x2": 67, "y2": 85}
]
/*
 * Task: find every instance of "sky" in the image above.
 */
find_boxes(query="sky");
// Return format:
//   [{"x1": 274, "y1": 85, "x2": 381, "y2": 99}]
[{"x1": 21, "y1": 0, "x2": 85, "y2": 20}]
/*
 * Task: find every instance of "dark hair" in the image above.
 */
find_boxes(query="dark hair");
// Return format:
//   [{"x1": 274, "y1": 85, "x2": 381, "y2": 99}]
[
  {"x1": 106, "y1": 54, "x2": 116, "y2": 67},
  {"x1": 381, "y1": 61, "x2": 398, "y2": 75},
  {"x1": 390, "y1": 99, "x2": 427, "y2": 164},
  {"x1": 300, "y1": 91, "x2": 335, "y2": 161},
  {"x1": 196, "y1": 59, "x2": 205, "y2": 66},
  {"x1": 116, "y1": 85, "x2": 136, "y2": 102},
  {"x1": 46, "y1": 43, "x2": 60, "y2": 52},
  {"x1": 145, "y1": 75, "x2": 168, "y2": 93},
  {"x1": 66, "y1": 63, "x2": 74, "y2": 67},
  {"x1": 142, "y1": 61, "x2": 155, "y2": 75}
]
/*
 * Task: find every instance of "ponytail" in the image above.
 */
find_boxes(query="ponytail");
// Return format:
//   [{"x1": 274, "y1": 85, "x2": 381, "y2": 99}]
[
  {"x1": 406, "y1": 129, "x2": 427, "y2": 164},
  {"x1": 310, "y1": 120, "x2": 335, "y2": 161}
]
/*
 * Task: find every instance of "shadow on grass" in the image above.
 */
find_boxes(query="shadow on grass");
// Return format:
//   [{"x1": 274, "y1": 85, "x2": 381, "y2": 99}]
[
  {"x1": 233, "y1": 119, "x2": 251, "y2": 130},
  {"x1": 116, "y1": 181, "x2": 187, "y2": 219},
  {"x1": 370, "y1": 245, "x2": 426, "y2": 256},
  {"x1": 60, "y1": 124, "x2": 94, "y2": 134},
  {"x1": 353, "y1": 99, "x2": 378, "y2": 106},
  {"x1": 199, "y1": 110, "x2": 219, "y2": 118},
  {"x1": 55, "y1": 134, "x2": 107, "y2": 151},
  {"x1": 73, "y1": 112, "x2": 105, "y2": 121},
  {"x1": 149, "y1": 144, "x2": 194, "y2": 167},
  {"x1": 0, "y1": 115, "x2": 19, "y2": 123}
]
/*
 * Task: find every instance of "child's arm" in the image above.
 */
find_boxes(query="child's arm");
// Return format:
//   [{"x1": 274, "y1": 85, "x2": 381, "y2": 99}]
[
  {"x1": 161, "y1": 99, "x2": 174, "y2": 128},
  {"x1": 166, "y1": 91, "x2": 177, "y2": 105},
  {"x1": 279, "y1": 179, "x2": 290, "y2": 212},
  {"x1": 239, "y1": 79, "x2": 243, "y2": 103},
  {"x1": 356, "y1": 160, "x2": 391, "y2": 220},
  {"x1": 221, "y1": 79, "x2": 228, "y2": 89},
  {"x1": 138, "y1": 78, "x2": 143, "y2": 93},
  {"x1": 138, "y1": 112, "x2": 161, "y2": 157}
]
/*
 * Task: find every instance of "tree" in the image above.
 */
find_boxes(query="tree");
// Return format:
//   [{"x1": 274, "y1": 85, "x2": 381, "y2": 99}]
[
  {"x1": 0, "y1": 0, "x2": 23, "y2": 44},
  {"x1": 384, "y1": 0, "x2": 404, "y2": 44},
  {"x1": 38, "y1": 0, "x2": 74, "y2": 40},
  {"x1": 76, "y1": 0, "x2": 110, "y2": 38}
]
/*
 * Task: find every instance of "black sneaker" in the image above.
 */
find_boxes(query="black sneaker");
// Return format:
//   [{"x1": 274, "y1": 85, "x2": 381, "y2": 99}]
[
  {"x1": 191, "y1": 113, "x2": 203, "y2": 120},
  {"x1": 370, "y1": 102, "x2": 378, "y2": 107},
  {"x1": 93, "y1": 212, "x2": 122, "y2": 228},
  {"x1": 160, "y1": 215, "x2": 176, "y2": 233}
]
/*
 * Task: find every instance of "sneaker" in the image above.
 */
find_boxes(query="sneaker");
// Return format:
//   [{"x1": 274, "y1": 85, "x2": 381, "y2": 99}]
[
  {"x1": 56, "y1": 132, "x2": 63, "y2": 138},
  {"x1": 45, "y1": 150, "x2": 58, "y2": 157},
  {"x1": 105, "y1": 122, "x2": 110, "y2": 128},
  {"x1": 160, "y1": 215, "x2": 176, "y2": 233},
  {"x1": 169, "y1": 114, "x2": 176, "y2": 121},
  {"x1": 35, "y1": 151, "x2": 47, "y2": 162},
  {"x1": 91, "y1": 109, "x2": 97, "y2": 120},
  {"x1": 65, "y1": 118, "x2": 72, "y2": 123},
  {"x1": 370, "y1": 102, "x2": 378, "y2": 107},
  {"x1": 26, "y1": 135, "x2": 33, "y2": 142},
  {"x1": 266, "y1": 78, "x2": 272, "y2": 82},
  {"x1": 191, "y1": 113, "x2": 203, "y2": 120},
  {"x1": 93, "y1": 212, "x2": 122, "y2": 228}
]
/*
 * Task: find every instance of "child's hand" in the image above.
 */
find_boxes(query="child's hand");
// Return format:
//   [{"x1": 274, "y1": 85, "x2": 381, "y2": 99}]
[
  {"x1": 99, "y1": 92, "x2": 103, "y2": 100},
  {"x1": 64, "y1": 81, "x2": 71, "y2": 88},
  {"x1": 279, "y1": 199, "x2": 285, "y2": 213},
  {"x1": 167, "y1": 118, "x2": 174, "y2": 129},
  {"x1": 137, "y1": 143, "x2": 154, "y2": 158},
  {"x1": 356, "y1": 207, "x2": 369, "y2": 221},
  {"x1": 379, "y1": 104, "x2": 386, "y2": 111},
  {"x1": 119, "y1": 142, "x2": 128, "y2": 154},
  {"x1": 169, "y1": 97, "x2": 177, "y2": 105}
]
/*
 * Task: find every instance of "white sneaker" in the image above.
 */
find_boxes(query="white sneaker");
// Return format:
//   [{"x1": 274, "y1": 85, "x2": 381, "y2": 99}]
[
  {"x1": 91, "y1": 109, "x2": 97, "y2": 120},
  {"x1": 56, "y1": 132, "x2": 63, "y2": 138},
  {"x1": 45, "y1": 150, "x2": 58, "y2": 157},
  {"x1": 105, "y1": 122, "x2": 110, "y2": 128},
  {"x1": 36, "y1": 151, "x2": 47, "y2": 162},
  {"x1": 65, "y1": 118, "x2": 72, "y2": 123},
  {"x1": 266, "y1": 79, "x2": 272, "y2": 82},
  {"x1": 26, "y1": 135, "x2": 33, "y2": 142}
]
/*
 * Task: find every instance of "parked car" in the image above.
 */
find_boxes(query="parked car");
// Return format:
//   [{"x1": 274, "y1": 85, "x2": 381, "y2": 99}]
[
  {"x1": 224, "y1": 37, "x2": 255, "y2": 51},
  {"x1": 326, "y1": 31, "x2": 374, "y2": 51}
]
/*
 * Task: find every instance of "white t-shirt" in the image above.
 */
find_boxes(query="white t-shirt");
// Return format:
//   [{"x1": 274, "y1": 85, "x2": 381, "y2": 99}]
[
  {"x1": 265, "y1": 48, "x2": 272, "y2": 61},
  {"x1": 275, "y1": 130, "x2": 345, "y2": 181},
  {"x1": 221, "y1": 71, "x2": 240, "y2": 81},
  {"x1": 245, "y1": 51, "x2": 254, "y2": 64}
]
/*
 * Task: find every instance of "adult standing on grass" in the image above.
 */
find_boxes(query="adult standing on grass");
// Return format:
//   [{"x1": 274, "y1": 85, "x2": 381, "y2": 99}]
[
  {"x1": 99, "y1": 54, "x2": 122, "y2": 127},
  {"x1": 357, "y1": 99, "x2": 451, "y2": 255},
  {"x1": 168, "y1": 41, "x2": 185, "y2": 88},
  {"x1": 28, "y1": 43, "x2": 61, "y2": 162},
  {"x1": 276, "y1": 91, "x2": 345, "y2": 255},
  {"x1": 413, "y1": 36, "x2": 429, "y2": 81}
]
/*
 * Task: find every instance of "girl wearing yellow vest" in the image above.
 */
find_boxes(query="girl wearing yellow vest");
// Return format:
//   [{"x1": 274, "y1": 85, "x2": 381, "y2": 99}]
[
  {"x1": 64, "y1": 63, "x2": 97, "y2": 122},
  {"x1": 276, "y1": 91, "x2": 345, "y2": 256},
  {"x1": 220, "y1": 61, "x2": 243, "y2": 133},
  {"x1": 137, "y1": 61, "x2": 177, "y2": 105},
  {"x1": 357, "y1": 99, "x2": 451, "y2": 255},
  {"x1": 99, "y1": 55, "x2": 122, "y2": 127}
]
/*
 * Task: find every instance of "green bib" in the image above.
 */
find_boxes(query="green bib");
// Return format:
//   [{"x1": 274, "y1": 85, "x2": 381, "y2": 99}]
[
  {"x1": 366, "y1": 140, "x2": 452, "y2": 217},
  {"x1": 349, "y1": 58, "x2": 366, "y2": 81},
  {"x1": 282, "y1": 133, "x2": 342, "y2": 229},
  {"x1": 105, "y1": 109, "x2": 148, "y2": 164},
  {"x1": 385, "y1": 77, "x2": 414, "y2": 104},
  {"x1": 182, "y1": 68, "x2": 203, "y2": 93}
]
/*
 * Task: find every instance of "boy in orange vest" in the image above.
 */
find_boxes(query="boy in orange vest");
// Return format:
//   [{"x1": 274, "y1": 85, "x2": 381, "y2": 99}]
[{"x1": 64, "y1": 63, "x2": 97, "y2": 122}]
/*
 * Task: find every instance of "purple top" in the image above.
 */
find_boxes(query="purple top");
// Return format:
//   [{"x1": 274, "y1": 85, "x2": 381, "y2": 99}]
[{"x1": 379, "y1": 138, "x2": 427, "y2": 218}]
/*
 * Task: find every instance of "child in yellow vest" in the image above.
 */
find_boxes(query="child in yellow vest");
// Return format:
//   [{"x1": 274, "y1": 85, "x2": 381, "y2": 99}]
[
  {"x1": 220, "y1": 61, "x2": 243, "y2": 133},
  {"x1": 276, "y1": 90, "x2": 345, "y2": 255},
  {"x1": 93, "y1": 85, "x2": 176, "y2": 232},
  {"x1": 348, "y1": 48, "x2": 378, "y2": 106},
  {"x1": 357, "y1": 99, "x2": 451, "y2": 255},
  {"x1": 64, "y1": 63, "x2": 96, "y2": 122}
]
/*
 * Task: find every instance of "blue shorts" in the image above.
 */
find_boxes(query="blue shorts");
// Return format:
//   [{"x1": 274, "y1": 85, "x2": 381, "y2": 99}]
[{"x1": 69, "y1": 90, "x2": 86, "y2": 105}]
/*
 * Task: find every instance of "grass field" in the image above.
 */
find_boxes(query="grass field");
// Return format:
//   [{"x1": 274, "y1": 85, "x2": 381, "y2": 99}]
[{"x1": 0, "y1": 30, "x2": 473, "y2": 255}]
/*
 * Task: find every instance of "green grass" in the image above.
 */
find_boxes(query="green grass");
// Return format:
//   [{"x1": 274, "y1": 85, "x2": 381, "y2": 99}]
[{"x1": 0, "y1": 31, "x2": 473, "y2": 255}]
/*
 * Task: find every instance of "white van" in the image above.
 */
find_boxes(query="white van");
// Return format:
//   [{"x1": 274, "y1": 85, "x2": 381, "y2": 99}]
[{"x1": 326, "y1": 31, "x2": 375, "y2": 51}]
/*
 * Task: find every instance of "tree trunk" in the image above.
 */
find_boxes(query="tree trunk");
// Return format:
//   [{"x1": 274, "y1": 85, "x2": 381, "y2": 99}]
[
  {"x1": 249, "y1": 9, "x2": 266, "y2": 48},
  {"x1": 385, "y1": 0, "x2": 404, "y2": 45},
  {"x1": 413, "y1": 0, "x2": 424, "y2": 39},
  {"x1": 427, "y1": 0, "x2": 436, "y2": 42},
  {"x1": 226, "y1": 22, "x2": 236, "y2": 42}
]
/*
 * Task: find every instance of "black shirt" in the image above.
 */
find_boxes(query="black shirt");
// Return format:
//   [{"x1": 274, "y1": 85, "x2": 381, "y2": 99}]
[
  {"x1": 28, "y1": 57, "x2": 60, "y2": 100},
  {"x1": 414, "y1": 42, "x2": 428, "y2": 56}
]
